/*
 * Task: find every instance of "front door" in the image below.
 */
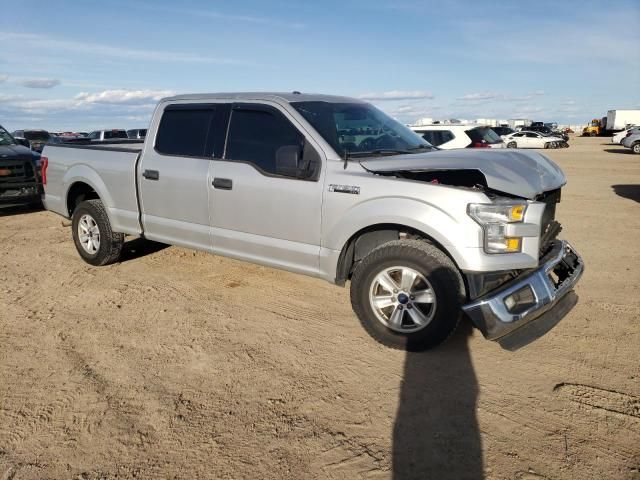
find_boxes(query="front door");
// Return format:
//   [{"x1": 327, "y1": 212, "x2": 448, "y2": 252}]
[{"x1": 209, "y1": 102, "x2": 325, "y2": 276}]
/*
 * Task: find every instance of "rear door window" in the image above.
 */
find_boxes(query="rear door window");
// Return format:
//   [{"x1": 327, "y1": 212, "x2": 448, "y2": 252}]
[{"x1": 155, "y1": 105, "x2": 218, "y2": 157}]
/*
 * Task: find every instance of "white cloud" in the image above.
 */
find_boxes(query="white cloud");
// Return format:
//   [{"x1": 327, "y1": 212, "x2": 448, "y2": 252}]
[
  {"x1": 359, "y1": 90, "x2": 434, "y2": 101},
  {"x1": 0, "y1": 74, "x2": 8, "y2": 83},
  {"x1": 20, "y1": 78, "x2": 61, "y2": 89},
  {"x1": 74, "y1": 89, "x2": 174, "y2": 105},
  {"x1": 457, "y1": 92, "x2": 499, "y2": 102}
]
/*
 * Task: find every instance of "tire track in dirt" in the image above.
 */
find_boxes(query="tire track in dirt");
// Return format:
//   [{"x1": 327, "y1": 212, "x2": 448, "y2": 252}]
[{"x1": 553, "y1": 382, "x2": 640, "y2": 420}]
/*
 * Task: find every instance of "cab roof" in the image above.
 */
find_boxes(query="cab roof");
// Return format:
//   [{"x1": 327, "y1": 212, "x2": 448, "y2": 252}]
[{"x1": 163, "y1": 92, "x2": 365, "y2": 104}]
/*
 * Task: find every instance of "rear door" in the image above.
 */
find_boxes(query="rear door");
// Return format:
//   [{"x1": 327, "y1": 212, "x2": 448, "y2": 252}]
[
  {"x1": 138, "y1": 102, "x2": 225, "y2": 251},
  {"x1": 209, "y1": 102, "x2": 324, "y2": 276}
]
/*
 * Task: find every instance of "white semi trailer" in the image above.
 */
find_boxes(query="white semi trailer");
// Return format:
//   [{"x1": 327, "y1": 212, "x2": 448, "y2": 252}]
[{"x1": 606, "y1": 110, "x2": 640, "y2": 132}]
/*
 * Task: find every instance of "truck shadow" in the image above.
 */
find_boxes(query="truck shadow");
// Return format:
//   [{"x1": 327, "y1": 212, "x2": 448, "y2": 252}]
[
  {"x1": 393, "y1": 322, "x2": 482, "y2": 479},
  {"x1": 612, "y1": 184, "x2": 640, "y2": 203},
  {"x1": 603, "y1": 148, "x2": 632, "y2": 154},
  {"x1": 0, "y1": 203, "x2": 43, "y2": 217},
  {"x1": 118, "y1": 237, "x2": 169, "y2": 262}
]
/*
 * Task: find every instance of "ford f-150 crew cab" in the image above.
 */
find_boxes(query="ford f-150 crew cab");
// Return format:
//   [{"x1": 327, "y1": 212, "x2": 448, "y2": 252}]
[{"x1": 42, "y1": 92, "x2": 584, "y2": 351}]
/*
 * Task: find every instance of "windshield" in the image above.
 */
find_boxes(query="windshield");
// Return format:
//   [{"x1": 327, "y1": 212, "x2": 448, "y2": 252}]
[
  {"x1": 0, "y1": 126, "x2": 17, "y2": 146},
  {"x1": 24, "y1": 131, "x2": 50, "y2": 141},
  {"x1": 292, "y1": 101, "x2": 432, "y2": 156}
]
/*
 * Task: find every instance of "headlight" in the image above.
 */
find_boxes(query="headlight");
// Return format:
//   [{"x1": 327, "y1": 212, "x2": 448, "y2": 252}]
[{"x1": 468, "y1": 202, "x2": 527, "y2": 253}]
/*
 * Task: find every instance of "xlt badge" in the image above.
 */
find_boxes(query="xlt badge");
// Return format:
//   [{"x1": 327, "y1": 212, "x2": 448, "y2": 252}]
[{"x1": 329, "y1": 184, "x2": 360, "y2": 195}]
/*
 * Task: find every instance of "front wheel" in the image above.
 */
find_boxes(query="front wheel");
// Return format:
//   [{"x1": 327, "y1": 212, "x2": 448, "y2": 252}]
[
  {"x1": 71, "y1": 199, "x2": 124, "y2": 266},
  {"x1": 507, "y1": 141, "x2": 517, "y2": 148},
  {"x1": 350, "y1": 240, "x2": 464, "y2": 351},
  {"x1": 632, "y1": 142, "x2": 640, "y2": 154}
]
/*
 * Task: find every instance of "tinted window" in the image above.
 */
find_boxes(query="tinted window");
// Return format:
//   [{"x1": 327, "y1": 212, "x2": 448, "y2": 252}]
[
  {"x1": 525, "y1": 132, "x2": 538, "y2": 138},
  {"x1": 155, "y1": 107, "x2": 214, "y2": 157},
  {"x1": 415, "y1": 130, "x2": 454, "y2": 147},
  {"x1": 104, "y1": 130, "x2": 128, "y2": 140},
  {"x1": 225, "y1": 106, "x2": 303, "y2": 176},
  {"x1": 24, "y1": 131, "x2": 50, "y2": 141},
  {"x1": 88, "y1": 131, "x2": 100, "y2": 139},
  {"x1": 467, "y1": 127, "x2": 502, "y2": 144},
  {"x1": 492, "y1": 127, "x2": 514, "y2": 136}
]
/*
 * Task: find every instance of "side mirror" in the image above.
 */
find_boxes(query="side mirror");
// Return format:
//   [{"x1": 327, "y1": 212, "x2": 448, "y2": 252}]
[
  {"x1": 16, "y1": 137, "x2": 31, "y2": 148},
  {"x1": 275, "y1": 144, "x2": 303, "y2": 177}
]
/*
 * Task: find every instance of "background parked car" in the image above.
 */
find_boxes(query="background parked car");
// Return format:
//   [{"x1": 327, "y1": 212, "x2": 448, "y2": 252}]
[
  {"x1": 127, "y1": 129, "x2": 147, "y2": 139},
  {"x1": 88, "y1": 129, "x2": 129, "y2": 141},
  {"x1": 621, "y1": 133, "x2": 640, "y2": 154},
  {"x1": 11, "y1": 129, "x2": 51, "y2": 153},
  {"x1": 525, "y1": 125, "x2": 569, "y2": 141},
  {"x1": 410, "y1": 125, "x2": 505, "y2": 149},
  {"x1": 612, "y1": 126, "x2": 639, "y2": 144},
  {"x1": 503, "y1": 131, "x2": 565, "y2": 149}
]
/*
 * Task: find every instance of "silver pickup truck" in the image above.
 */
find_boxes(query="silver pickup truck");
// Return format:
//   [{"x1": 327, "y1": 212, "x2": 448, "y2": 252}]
[{"x1": 42, "y1": 92, "x2": 583, "y2": 351}]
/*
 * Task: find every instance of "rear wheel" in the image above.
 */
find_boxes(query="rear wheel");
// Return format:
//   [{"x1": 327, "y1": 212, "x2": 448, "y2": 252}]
[
  {"x1": 632, "y1": 142, "x2": 640, "y2": 154},
  {"x1": 350, "y1": 239, "x2": 464, "y2": 351},
  {"x1": 71, "y1": 199, "x2": 124, "y2": 266},
  {"x1": 507, "y1": 141, "x2": 517, "y2": 148},
  {"x1": 589, "y1": 131, "x2": 597, "y2": 137}
]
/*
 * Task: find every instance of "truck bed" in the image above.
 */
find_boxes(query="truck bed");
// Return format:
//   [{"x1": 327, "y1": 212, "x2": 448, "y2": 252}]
[{"x1": 43, "y1": 140, "x2": 145, "y2": 235}]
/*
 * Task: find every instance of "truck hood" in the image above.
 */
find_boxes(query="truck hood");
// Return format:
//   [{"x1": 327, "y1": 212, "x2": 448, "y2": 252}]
[
  {"x1": 0, "y1": 144, "x2": 39, "y2": 162},
  {"x1": 359, "y1": 148, "x2": 566, "y2": 199}
]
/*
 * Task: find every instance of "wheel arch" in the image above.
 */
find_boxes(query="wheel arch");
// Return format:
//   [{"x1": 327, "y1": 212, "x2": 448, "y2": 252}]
[
  {"x1": 334, "y1": 223, "x2": 461, "y2": 286},
  {"x1": 66, "y1": 181, "x2": 101, "y2": 216}
]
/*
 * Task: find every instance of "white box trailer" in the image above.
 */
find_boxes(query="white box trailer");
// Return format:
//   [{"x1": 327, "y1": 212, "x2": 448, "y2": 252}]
[{"x1": 606, "y1": 110, "x2": 640, "y2": 131}]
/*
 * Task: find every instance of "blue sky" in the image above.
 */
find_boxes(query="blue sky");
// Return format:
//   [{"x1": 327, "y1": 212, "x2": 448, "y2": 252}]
[{"x1": 1, "y1": 0, "x2": 639, "y2": 130}]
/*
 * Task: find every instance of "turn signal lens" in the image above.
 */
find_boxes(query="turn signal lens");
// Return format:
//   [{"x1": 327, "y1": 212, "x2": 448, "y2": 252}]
[
  {"x1": 505, "y1": 238, "x2": 521, "y2": 251},
  {"x1": 509, "y1": 205, "x2": 525, "y2": 222}
]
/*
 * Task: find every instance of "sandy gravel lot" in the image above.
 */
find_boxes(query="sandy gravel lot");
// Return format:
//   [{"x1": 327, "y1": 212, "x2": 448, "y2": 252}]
[{"x1": 1, "y1": 136, "x2": 639, "y2": 479}]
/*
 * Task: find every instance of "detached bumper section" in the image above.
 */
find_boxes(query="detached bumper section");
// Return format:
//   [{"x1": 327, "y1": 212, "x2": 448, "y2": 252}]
[{"x1": 462, "y1": 241, "x2": 584, "y2": 350}]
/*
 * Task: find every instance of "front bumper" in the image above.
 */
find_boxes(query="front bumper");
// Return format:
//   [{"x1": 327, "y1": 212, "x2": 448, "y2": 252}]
[
  {"x1": 0, "y1": 183, "x2": 42, "y2": 205},
  {"x1": 462, "y1": 240, "x2": 584, "y2": 350}
]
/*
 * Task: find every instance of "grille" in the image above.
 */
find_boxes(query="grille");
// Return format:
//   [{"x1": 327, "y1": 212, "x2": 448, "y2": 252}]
[
  {"x1": 0, "y1": 162, "x2": 35, "y2": 181},
  {"x1": 538, "y1": 188, "x2": 562, "y2": 255}
]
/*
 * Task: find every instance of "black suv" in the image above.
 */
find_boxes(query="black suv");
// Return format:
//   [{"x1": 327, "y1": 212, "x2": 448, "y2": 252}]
[{"x1": 0, "y1": 125, "x2": 43, "y2": 207}]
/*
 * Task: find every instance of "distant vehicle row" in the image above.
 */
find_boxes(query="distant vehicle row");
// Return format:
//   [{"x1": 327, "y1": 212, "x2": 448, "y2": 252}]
[
  {"x1": 9, "y1": 128, "x2": 147, "y2": 151},
  {"x1": 411, "y1": 124, "x2": 569, "y2": 150}
]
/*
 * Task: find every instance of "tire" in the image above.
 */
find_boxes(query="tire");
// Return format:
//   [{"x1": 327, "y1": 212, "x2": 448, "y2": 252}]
[
  {"x1": 350, "y1": 239, "x2": 464, "y2": 351},
  {"x1": 507, "y1": 141, "x2": 517, "y2": 148},
  {"x1": 632, "y1": 142, "x2": 640, "y2": 154},
  {"x1": 71, "y1": 199, "x2": 124, "y2": 266},
  {"x1": 589, "y1": 132, "x2": 596, "y2": 137}
]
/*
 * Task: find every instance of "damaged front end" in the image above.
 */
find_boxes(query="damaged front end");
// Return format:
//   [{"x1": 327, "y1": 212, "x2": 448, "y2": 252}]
[{"x1": 359, "y1": 148, "x2": 582, "y2": 349}]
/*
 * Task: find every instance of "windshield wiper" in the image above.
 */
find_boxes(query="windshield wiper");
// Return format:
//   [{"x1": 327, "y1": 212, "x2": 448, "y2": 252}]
[{"x1": 348, "y1": 149, "x2": 412, "y2": 158}]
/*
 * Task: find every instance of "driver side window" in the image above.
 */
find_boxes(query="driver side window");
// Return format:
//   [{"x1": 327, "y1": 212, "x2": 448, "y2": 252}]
[{"x1": 225, "y1": 105, "x2": 312, "y2": 179}]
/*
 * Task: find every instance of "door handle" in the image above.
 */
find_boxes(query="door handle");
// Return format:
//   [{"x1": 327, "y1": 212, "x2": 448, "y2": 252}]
[
  {"x1": 142, "y1": 169, "x2": 159, "y2": 180},
  {"x1": 212, "y1": 178, "x2": 233, "y2": 190}
]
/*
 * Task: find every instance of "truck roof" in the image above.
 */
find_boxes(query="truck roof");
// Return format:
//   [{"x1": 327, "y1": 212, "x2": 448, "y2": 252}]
[{"x1": 163, "y1": 92, "x2": 366, "y2": 104}]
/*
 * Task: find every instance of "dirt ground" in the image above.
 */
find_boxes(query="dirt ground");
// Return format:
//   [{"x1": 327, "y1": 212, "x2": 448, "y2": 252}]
[{"x1": 1, "y1": 136, "x2": 639, "y2": 480}]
